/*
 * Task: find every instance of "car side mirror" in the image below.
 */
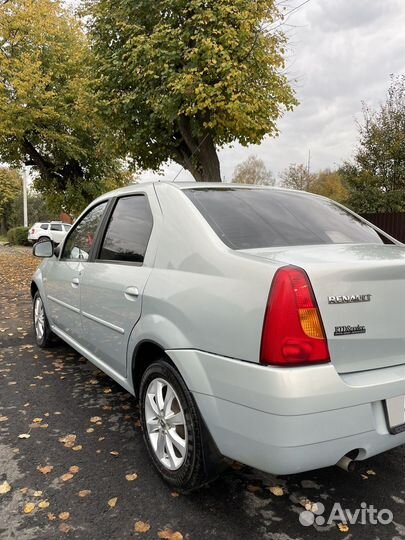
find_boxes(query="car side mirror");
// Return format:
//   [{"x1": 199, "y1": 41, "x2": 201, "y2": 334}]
[{"x1": 33, "y1": 239, "x2": 54, "y2": 258}]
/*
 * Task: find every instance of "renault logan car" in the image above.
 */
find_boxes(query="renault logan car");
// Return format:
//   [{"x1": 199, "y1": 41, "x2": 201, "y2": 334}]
[{"x1": 31, "y1": 182, "x2": 405, "y2": 490}]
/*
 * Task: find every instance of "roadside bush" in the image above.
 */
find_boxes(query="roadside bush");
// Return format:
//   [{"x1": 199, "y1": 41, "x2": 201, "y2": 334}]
[{"x1": 7, "y1": 226, "x2": 29, "y2": 246}]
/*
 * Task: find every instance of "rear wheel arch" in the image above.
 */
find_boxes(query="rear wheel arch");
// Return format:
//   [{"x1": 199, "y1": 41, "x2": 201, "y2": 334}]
[{"x1": 132, "y1": 340, "x2": 177, "y2": 398}]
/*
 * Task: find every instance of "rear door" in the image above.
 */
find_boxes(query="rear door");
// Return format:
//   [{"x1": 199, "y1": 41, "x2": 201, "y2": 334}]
[
  {"x1": 79, "y1": 194, "x2": 155, "y2": 378},
  {"x1": 44, "y1": 202, "x2": 108, "y2": 342},
  {"x1": 50, "y1": 223, "x2": 64, "y2": 244}
]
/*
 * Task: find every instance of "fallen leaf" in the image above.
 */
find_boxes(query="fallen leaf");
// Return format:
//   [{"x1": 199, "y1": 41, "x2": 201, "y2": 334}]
[
  {"x1": 90, "y1": 416, "x2": 101, "y2": 423},
  {"x1": 33, "y1": 490, "x2": 43, "y2": 497},
  {"x1": 103, "y1": 388, "x2": 112, "y2": 394},
  {"x1": 0, "y1": 416, "x2": 8, "y2": 422},
  {"x1": 268, "y1": 486, "x2": 284, "y2": 496},
  {"x1": 337, "y1": 523, "x2": 349, "y2": 533},
  {"x1": 134, "y1": 521, "x2": 151, "y2": 533},
  {"x1": 158, "y1": 529, "x2": 183, "y2": 540},
  {"x1": 23, "y1": 502, "x2": 36, "y2": 514},
  {"x1": 72, "y1": 445, "x2": 82, "y2": 451},
  {"x1": 60, "y1": 473, "x2": 74, "y2": 482},
  {"x1": 86, "y1": 428, "x2": 94, "y2": 433},
  {"x1": 125, "y1": 473, "x2": 138, "y2": 482},
  {"x1": 20, "y1": 487, "x2": 29, "y2": 494},
  {"x1": 0, "y1": 481, "x2": 11, "y2": 494},
  {"x1": 47, "y1": 512, "x2": 56, "y2": 521},
  {"x1": 38, "y1": 500, "x2": 50, "y2": 509},
  {"x1": 59, "y1": 523, "x2": 72, "y2": 533},
  {"x1": 59, "y1": 512, "x2": 70, "y2": 521},
  {"x1": 108, "y1": 497, "x2": 118, "y2": 508},
  {"x1": 78, "y1": 490, "x2": 91, "y2": 498},
  {"x1": 247, "y1": 484, "x2": 261, "y2": 493},
  {"x1": 171, "y1": 491, "x2": 179, "y2": 498},
  {"x1": 18, "y1": 433, "x2": 30, "y2": 439},
  {"x1": 367, "y1": 469, "x2": 376, "y2": 476},
  {"x1": 37, "y1": 465, "x2": 54, "y2": 475},
  {"x1": 110, "y1": 451, "x2": 119, "y2": 456},
  {"x1": 32, "y1": 418, "x2": 42, "y2": 423},
  {"x1": 58, "y1": 434, "x2": 76, "y2": 448},
  {"x1": 69, "y1": 465, "x2": 80, "y2": 474}
]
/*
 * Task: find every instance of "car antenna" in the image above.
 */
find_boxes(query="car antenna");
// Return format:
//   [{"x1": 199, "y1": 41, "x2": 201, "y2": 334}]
[{"x1": 171, "y1": 133, "x2": 209, "y2": 182}]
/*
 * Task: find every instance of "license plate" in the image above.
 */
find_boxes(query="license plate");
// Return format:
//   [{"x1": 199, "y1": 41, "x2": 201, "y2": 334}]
[{"x1": 384, "y1": 395, "x2": 405, "y2": 434}]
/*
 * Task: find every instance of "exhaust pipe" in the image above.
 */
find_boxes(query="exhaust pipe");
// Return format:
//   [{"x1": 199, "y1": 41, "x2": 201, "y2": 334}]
[{"x1": 336, "y1": 455, "x2": 356, "y2": 472}]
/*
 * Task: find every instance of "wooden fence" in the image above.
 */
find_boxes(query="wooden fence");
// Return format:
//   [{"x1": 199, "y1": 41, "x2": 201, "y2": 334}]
[{"x1": 363, "y1": 213, "x2": 405, "y2": 243}]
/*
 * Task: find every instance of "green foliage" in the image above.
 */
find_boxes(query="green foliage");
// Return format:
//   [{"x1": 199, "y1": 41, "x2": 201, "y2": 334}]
[
  {"x1": 7, "y1": 226, "x2": 29, "y2": 246},
  {"x1": 88, "y1": 0, "x2": 297, "y2": 182},
  {"x1": 309, "y1": 169, "x2": 348, "y2": 204},
  {"x1": 342, "y1": 75, "x2": 405, "y2": 213},
  {"x1": 0, "y1": 167, "x2": 22, "y2": 233},
  {"x1": 232, "y1": 155, "x2": 274, "y2": 185},
  {"x1": 0, "y1": 0, "x2": 131, "y2": 215}
]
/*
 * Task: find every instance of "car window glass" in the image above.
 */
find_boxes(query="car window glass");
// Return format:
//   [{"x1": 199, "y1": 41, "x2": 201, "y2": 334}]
[
  {"x1": 98, "y1": 195, "x2": 153, "y2": 264},
  {"x1": 63, "y1": 224, "x2": 72, "y2": 231},
  {"x1": 40, "y1": 224, "x2": 49, "y2": 230},
  {"x1": 185, "y1": 188, "x2": 393, "y2": 249},
  {"x1": 62, "y1": 202, "x2": 107, "y2": 260},
  {"x1": 50, "y1": 224, "x2": 62, "y2": 231}
]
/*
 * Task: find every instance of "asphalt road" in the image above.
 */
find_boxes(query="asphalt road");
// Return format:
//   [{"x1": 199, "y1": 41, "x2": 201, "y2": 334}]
[{"x1": 0, "y1": 246, "x2": 404, "y2": 540}]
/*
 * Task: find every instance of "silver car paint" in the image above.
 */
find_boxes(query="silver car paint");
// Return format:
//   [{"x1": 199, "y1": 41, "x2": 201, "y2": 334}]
[{"x1": 32, "y1": 182, "x2": 405, "y2": 475}]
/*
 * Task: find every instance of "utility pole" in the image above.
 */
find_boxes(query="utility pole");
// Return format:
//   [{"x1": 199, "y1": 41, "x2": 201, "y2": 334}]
[{"x1": 22, "y1": 167, "x2": 28, "y2": 227}]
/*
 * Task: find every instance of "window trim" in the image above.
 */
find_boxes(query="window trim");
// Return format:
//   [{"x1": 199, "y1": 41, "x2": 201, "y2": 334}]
[
  {"x1": 93, "y1": 193, "x2": 154, "y2": 267},
  {"x1": 60, "y1": 199, "x2": 113, "y2": 261}
]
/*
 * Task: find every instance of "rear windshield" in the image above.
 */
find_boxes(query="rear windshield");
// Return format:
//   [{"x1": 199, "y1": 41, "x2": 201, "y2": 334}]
[{"x1": 184, "y1": 188, "x2": 392, "y2": 249}]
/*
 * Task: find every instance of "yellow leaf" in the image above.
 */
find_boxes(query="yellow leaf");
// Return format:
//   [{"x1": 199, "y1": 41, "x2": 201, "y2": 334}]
[
  {"x1": 110, "y1": 451, "x2": 119, "y2": 456},
  {"x1": 33, "y1": 418, "x2": 42, "y2": 423},
  {"x1": 134, "y1": 521, "x2": 151, "y2": 533},
  {"x1": 337, "y1": 523, "x2": 349, "y2": 533},
  {"x1": 38, "y1": 500, "x2": 50, "y2": 509},
  {"x1": 60, "y1": 473, "x2": 74, "y2": 482},
  {"x1": 90, "y1": 416, "x2": 102, "y2": 423},
  {"x1": 23, "y1": 502, "x2": 36, "y2": 514},
  {"x1": 0, "y1": 416, "x2": 8, "y2": 422},
  {"x1": 47, "y1": 512, "x2": 56, "y2": 521},
  {"x1": 103, "y1": 388, "x2": 112, "y2": 394},
  {"x1": 125, "y1": 473, "x2": 138, "y2": 481},
  {"x1": 78, "y1": 490, "x2": 91, "y2": 497},
  {"x1": 108, "y1": 497, "x2": 118, "y2": 508},
  {"x1": 158, "y1": 529, "x2": 183, "y2": 540},
  {"x1": 72, "y1": 445, "x2": 82, "y2": 451},
  {"x1": 367, "y1": 469, "x2": 376, "y2": 476},
  {"x1": 33, "y1": 490, "x2": 43, "y2": 497},
  {"x1": 59, "y1": 523, "x2": 72, "y2": 534},
  {"x1": 69, "y1": 465, "x2": 80, "y2": 474},
  {"x1": 86, "y1": 428, "x2": 94, "y2": 433},
  {"x1": 269, "y1": 486, "x2": 284, "y2": 496},
  {"x1": 59, "y1": 511, "x2": 70, "y2": 521},
  {"x1": 18, "y1": 433, "x2": 30, "y2": 439},
  {"x1": 37, "y1": 465, "x2": 54, "y2": 474},
  {"x1": 0, "y1": 481, "x2": 11, "y2": 494}
]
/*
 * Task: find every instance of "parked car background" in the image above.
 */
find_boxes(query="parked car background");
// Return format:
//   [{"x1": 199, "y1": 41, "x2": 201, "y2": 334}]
[{"x1": 28, "y1": 221, "x2": 72, "y2": 245}]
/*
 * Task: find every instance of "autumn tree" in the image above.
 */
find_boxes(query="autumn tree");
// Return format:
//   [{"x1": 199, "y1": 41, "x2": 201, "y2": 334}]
[
  {"x1": 279, "y1": 163, "x2": 315, "y2": 191},
  {"x1": 342, "y1": 75, "x2": 405, "y2": 213},
  {"x1": 232, "y1": 155, "x2": 274, "y2": 185},
  {"x1": 0, "y1": 0, "x2": 131, "y2": 215},
  {"x1": 309, "y1": 169, "x2": 348, "y2": 204},
  {"x1": 0, "y1": 167, "x2": 22, "y2": 234},
  {"x1": 87, "y1": 0, "x2": 297, "y2": 182}
]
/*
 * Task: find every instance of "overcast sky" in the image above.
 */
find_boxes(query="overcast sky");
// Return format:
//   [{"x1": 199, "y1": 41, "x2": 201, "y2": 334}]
[{"x1": 140, "y1": 0, "x2": 405, "y2": 183}]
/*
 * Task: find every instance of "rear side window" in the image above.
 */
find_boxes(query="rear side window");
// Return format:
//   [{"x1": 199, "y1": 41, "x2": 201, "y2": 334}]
[
  {"x1": 184, "y1": 188, "x2": 392, "y2": 249},
  {"x1": 40, "y1": 224, "x2": 49, "y2": 230},
  {"x1": 98, "y1": 195, "x2": 153, "y2": 264}
]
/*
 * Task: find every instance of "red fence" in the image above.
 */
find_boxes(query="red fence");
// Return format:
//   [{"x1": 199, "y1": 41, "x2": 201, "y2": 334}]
[{"x1": 363, "y1": 213, "x2": 405, "y2": 243}]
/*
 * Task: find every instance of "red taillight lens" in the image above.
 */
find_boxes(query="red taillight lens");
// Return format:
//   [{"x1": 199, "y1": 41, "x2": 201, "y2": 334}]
[{"x1": 260, "y1": 266, "x2": 330, "y2": 367}]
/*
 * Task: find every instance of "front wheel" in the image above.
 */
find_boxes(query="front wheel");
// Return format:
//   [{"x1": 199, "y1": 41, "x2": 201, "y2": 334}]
[
  {"x1": 33, "y1": 291, "x2": 57, "y2": 348},
  {"x1": 139, "y1": 360, "x2": 209, "y2": 491}
]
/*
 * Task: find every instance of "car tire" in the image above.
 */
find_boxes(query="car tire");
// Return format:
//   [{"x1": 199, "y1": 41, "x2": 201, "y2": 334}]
[
  {"x1": 139, "y1": 359, "x2": 210, "y2": 491},
  {"x1": 33, "y1": 291, "x2": 58, "y2": 348},
  {"x1": 37, "y1": 236, "x2": 49, "y2": 243}
]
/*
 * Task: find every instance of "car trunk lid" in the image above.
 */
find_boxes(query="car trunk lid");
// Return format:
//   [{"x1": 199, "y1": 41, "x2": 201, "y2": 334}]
[{"x1": 241, "y1": 244, "x2": 405, "y2": 374}]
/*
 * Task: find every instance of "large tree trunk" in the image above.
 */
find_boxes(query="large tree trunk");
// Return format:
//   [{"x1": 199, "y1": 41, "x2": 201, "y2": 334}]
[{"x1": 174, "y1": 116, "x2": 221, "y2": 182}]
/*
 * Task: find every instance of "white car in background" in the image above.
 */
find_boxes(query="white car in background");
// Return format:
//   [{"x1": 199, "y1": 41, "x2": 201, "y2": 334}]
[{"x1": 28, "y1": 221, "x2": 72, "y2": 245}]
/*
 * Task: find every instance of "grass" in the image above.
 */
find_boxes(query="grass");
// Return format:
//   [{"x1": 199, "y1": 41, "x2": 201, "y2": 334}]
[{"x1": 0, "y1": 235, "x2": 8, "y2": 244}]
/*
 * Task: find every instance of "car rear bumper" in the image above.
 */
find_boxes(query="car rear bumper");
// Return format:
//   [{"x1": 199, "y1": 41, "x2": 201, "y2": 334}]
[{"x1": 166, "y1": 350, "x2": 405, "y2": 474}]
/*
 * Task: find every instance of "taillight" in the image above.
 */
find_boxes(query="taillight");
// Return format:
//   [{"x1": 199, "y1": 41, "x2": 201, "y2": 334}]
[
  {"x1": 260, "y1": 266, "x2": 330, "y2": 367},
  {"x1": 31, "y1": 228, "x2": 35, "y2": 233}
]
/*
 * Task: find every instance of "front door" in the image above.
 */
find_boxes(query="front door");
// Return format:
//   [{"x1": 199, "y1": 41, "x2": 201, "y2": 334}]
[
  {"x1": 44, "y1": 202, "x2": 108, "y2": 342},
  {"x1": 79, "y1": 195, "x2": 154, "y2": 378}
]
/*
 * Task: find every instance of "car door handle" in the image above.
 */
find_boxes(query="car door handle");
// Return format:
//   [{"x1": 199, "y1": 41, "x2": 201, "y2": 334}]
[
  {"x1": 124, "y1": 286, "x2": 139, "y2": 300},
  {"x1": 71, "y1": 278, "x2": 80, "y2": 288}
]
